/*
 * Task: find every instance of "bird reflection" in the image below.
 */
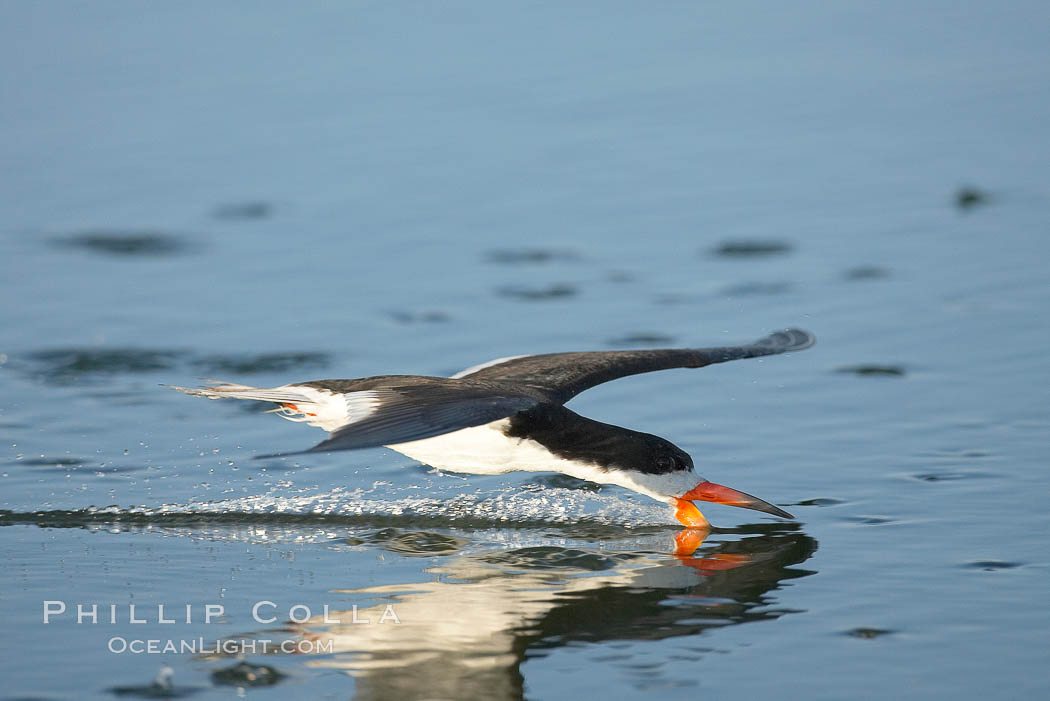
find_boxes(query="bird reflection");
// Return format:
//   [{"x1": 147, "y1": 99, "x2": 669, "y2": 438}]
[{"x1": 264, "y1": 527, "x2": 817, "y2": 701}]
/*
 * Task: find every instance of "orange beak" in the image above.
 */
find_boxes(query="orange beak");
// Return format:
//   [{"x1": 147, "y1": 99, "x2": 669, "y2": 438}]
[{"x1": 674, "y1": 480, "x2": 793, "y2": 528}]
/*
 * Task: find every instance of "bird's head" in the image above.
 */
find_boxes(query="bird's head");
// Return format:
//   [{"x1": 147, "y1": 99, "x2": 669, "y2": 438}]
[
  {"x1": 620, "y1": 436, "x2": 794, "y2": 529},
  {"x1": 518, "y1": 407, "x2": 794, "y2": 529}
]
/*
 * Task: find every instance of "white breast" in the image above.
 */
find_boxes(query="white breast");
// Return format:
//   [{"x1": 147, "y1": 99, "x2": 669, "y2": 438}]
[
  {"x1": 387, "y1": 419, "x2": 575, "y2": 476},
  {"x1": 387, "y1": 419, "x2": 696, "y2": 506}
]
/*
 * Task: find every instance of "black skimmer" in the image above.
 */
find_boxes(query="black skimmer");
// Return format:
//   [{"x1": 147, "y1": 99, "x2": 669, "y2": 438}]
[{"x1": 170, "y1": 328, "x2": 814, "y2": 528}]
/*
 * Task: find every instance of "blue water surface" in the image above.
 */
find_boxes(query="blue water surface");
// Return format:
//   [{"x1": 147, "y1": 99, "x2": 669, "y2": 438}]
[{"x1": 1, "y1": 2, "x2": 1048, "y2": 699}]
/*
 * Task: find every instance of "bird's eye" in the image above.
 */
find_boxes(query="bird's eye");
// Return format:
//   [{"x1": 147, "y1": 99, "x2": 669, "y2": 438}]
[{"x1": 656, "y1": 455, "x2": 677, "y2": 471}]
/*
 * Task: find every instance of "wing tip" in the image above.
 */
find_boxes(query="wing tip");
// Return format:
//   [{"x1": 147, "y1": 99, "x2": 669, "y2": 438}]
[{"x1": 758, "y1": 328, "x2": 816, "y2": 353}]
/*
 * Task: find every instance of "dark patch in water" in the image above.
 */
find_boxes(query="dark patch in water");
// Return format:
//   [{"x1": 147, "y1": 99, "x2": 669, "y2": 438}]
[
  {"x1": 793, "y1": 498, "x2": 844, "y2": 507},
  {"x1": 54, "y1": 231, "x2": 193, "y2": 257},
  {"x1": 367, "y1": 528, "x2": 467, "y2": 556},
  {"x1": 531, "y1": 474, "x2": 603, "y2": 492},
  {"x1": 652, "y1": 293, "x2": 702, "y2": 306},
  {"x1": 720, "y1": 281, "x2": 793, "y2": 296},
  {"x1": 29, "y1": 348, "x2": 187, "y2": 382},
  {"x1": 910, "y1": 471, "x2": 996, "y2": 482},
  {"x1": 844, "y1": 516, "x2": 896, "y2": 525},
  {"x1": 845, "y1": 627, "x2": 894, "y2": 639},
  {"x1": 191, "y1": 352, "x2": 330, "y2": 375},
  {"x1": 606, "y1": 333, "x2": 675, "y2": 347},
  {"x1": 921, "y1": 448, "x2": 991, "y2": 459},
  {"x1": 478, "y1": 546, "x2": 633, "y2": 572},
  {"x1": 606, "y1": 270, "x2": 634, "y2": 283},
  {"x1": 387, "y1": 309, "x2": 452, "y2": 324},
  {"x1": 20, "y1": 456, "x2": 87, "y2": 467},
  {"x1": 955, "y1": 186, "x2": 990, "y2": 210},
  {"x1": 965, "y1": 561, "x2": 1021, "y2": 571},
  {"x1": 836, "y1": 365, "x2": 906, "y2": 377},
  {"x1": 497, "y1": 283, "x2": 578, "y2": 301},
  {"x1": 843, "y1": 266, "x2": 890, "y2": 280},
  {"x1": 211, "y1": 202, "x2": 273, "y2": 221},
  {"x1": 108, "y1": 666, "x2": 200, "y2": 697},
  {"x1": 25, "y1": 348, "x2": 332, "y2": 384},
  {"x1": 485, "y1": 249, "x2": 578, "y2": 264},
  {"x1": 710, "y1": 240, "x2": 793, "y2": 258},
  {"x1": 210, "y1": 662, "x2": 285, "y2": 687}
]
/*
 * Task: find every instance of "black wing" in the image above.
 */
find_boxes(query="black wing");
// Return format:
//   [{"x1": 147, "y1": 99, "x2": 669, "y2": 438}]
[
  {"x1": 259, "y1": 380, "x2": 541, "y2": 457},
  {"x1": 456, "y1": 328, "x2": 815, "y2": 403}
]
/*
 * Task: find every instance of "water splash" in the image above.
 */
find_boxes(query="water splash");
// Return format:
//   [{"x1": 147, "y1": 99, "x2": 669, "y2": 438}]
[
  {"x1": 160, "y1": 481, "x2": 676, "y2": 528},
  {"x1": 0, "y1": 482, "x2": 680, "y2": 546}
]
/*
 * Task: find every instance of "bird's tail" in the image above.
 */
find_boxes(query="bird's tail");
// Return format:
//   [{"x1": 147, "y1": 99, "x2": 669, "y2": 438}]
[
  {"x1": 165, "y1": 379, "x2": 352, "y2": 430},
  {"x1": 165, "y1": 380, "x2": 309, "y2": 404},
  {"x1": 163, "y1": 377, "x2": 342, "y2": 428}
]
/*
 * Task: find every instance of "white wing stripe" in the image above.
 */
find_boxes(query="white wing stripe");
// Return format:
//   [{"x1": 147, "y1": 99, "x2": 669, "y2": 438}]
[
  {"x1": 343, "y1": 391, "x2": 383, "y2": 425},
  {"x1": 449, "y1": 354, "x2": 530, "y2": 379}
]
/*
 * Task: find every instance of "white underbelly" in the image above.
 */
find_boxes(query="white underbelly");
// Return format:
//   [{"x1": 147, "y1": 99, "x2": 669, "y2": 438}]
[
  {"x1": 386, "y1": 419, "x2": 688, "y2": 505},
  {"x1": 387, "y1": 419, "x2": 580, "y2": 476}
]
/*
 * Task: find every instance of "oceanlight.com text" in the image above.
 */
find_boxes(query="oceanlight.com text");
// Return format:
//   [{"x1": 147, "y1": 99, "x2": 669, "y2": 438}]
[{"x1": 107, "y1": 637, "x2": 335, "y2": 655}]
